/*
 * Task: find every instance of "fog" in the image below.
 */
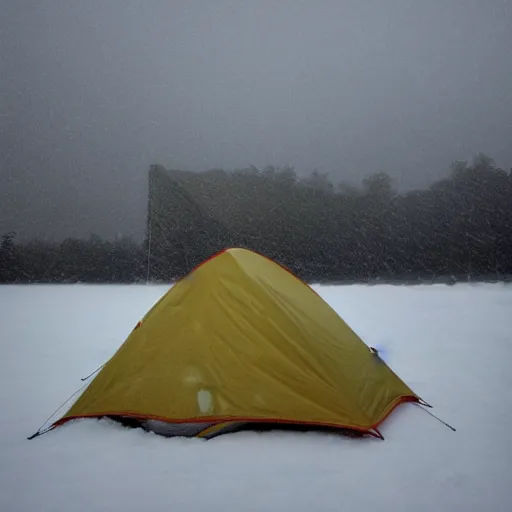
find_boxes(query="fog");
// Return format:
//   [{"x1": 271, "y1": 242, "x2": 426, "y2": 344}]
[{"x1": 2, "y1": 0, "x2": 511, "y2": 241}]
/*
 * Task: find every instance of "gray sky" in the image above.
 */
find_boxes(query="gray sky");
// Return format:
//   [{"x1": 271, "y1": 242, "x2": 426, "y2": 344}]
[{"x1": 2, "y1": 0, "x2": 511, "y2": 241}]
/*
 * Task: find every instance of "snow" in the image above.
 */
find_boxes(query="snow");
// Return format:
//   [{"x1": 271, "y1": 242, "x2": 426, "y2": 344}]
[{"x1": 1, "y1": 283, "x2": 512, "y2": 512}]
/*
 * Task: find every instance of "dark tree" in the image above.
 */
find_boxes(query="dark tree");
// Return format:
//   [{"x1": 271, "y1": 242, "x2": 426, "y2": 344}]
[
  {"x1": 2, "y1": 154, "x2": 511, "y2": 284},
  {"x1": 0, "y1": 232, "x2": 20, "y2": 282}
]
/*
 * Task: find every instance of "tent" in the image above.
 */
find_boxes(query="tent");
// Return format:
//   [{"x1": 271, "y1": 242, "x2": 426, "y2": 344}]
[{"x1": 47, "y1": 248, "x2": 423, "y2": 439}]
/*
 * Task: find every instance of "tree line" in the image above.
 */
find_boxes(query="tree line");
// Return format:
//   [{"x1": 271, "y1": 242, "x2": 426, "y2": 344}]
[
  {"x1": 2, "y1": 153, "x2": 512, "y2": 284},
  {"x1": 0, "y1": 232, "x2": 145, "y2": 283}
]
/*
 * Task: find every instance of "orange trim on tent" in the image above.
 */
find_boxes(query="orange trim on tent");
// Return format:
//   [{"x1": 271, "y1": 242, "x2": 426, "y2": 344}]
[
  {"x1": 51, "y1": 394, "x2": 419, "y2": 440},
  {"x1": 52, "y1": 413, "x2": 378, "y2": 438},
  {"x1": 371, "y1": 395, "x2": 420, "y2": 430},
  {"x1": 171, "y1": 247, "x2": 321, "y2": 297}
]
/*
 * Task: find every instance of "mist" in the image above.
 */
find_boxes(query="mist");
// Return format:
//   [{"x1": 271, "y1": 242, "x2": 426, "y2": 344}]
[{"x1": 2, "y1": 0, "x2": 511, "y2": 241}]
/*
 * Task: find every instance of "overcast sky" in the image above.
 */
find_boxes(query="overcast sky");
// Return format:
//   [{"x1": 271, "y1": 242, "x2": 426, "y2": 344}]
[{"x1": 2, "y1": 0, "x2": 511, "y2": 241}]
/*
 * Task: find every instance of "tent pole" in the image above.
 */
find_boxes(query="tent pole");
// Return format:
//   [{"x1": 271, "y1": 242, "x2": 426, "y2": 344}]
[
  {"x1": 146, "y1": 166, "x2": 153, "y2": 284},
  {"x1": 146, "y1": 223, "x2": 152, "y2": 285}
]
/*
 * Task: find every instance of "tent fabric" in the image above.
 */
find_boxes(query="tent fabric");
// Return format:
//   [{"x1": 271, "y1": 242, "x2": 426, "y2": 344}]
[{"x1": 53, "y1": 248, "x2": 421, "y2": 437}]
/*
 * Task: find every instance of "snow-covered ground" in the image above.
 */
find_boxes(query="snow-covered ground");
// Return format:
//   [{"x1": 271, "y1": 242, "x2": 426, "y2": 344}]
[{"x1": 1, "y1": 283, "x2": 511, "y2": 512}]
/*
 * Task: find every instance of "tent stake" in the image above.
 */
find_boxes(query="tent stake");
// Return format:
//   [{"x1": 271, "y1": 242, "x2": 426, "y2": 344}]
[
  {"x1": 415, "y1": 403, "x2": 456, "y2": 432},
  {"x1": 418, "y1": 398, "x2": 433, "y2": 408},
  {"x1": 27, "y1": 426, "x2": 55, "y2": 440},
  {"x1": 27, "y1": 381, "x2": 90, "y2": 440}
]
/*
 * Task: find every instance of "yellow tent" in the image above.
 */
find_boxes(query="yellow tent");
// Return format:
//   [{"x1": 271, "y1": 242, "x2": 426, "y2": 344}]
[{"x1": 51, "y1": 248, "x2": 422, "y2": 439}]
